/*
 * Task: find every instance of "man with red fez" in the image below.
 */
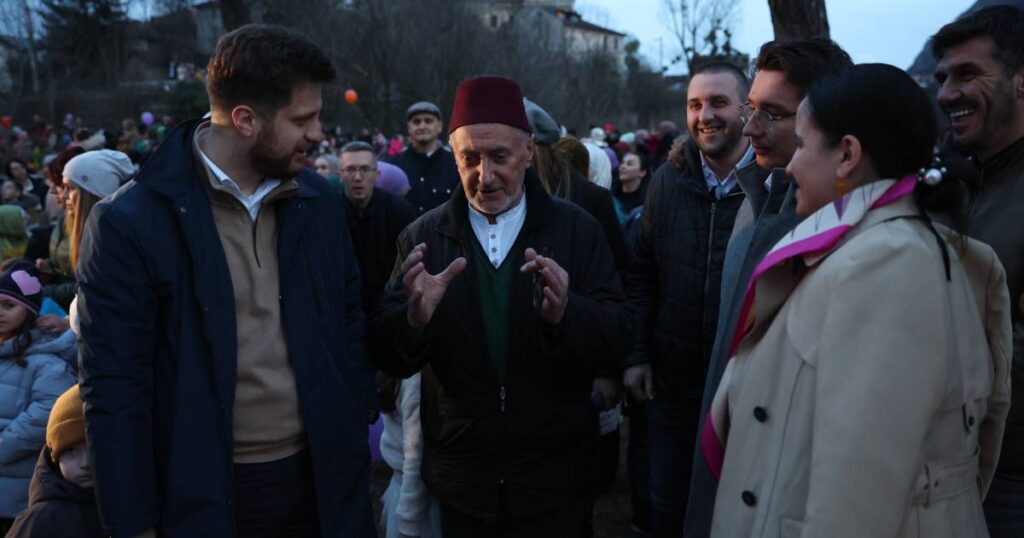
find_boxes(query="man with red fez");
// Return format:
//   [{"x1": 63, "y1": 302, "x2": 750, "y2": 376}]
[{"x1": 369, "y1": 76, "x2": 632, "y2": 536}]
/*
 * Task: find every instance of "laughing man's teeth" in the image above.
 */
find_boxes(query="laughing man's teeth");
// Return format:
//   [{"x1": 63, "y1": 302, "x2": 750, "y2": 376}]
[{"x1": 950, "y1": 109, "x2": 975, "y2": 119}]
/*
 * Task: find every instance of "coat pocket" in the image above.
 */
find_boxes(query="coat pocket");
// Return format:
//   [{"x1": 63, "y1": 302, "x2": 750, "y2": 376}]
[{"x1": 779, "y1": 516, "x2": 804, "y2": 538}]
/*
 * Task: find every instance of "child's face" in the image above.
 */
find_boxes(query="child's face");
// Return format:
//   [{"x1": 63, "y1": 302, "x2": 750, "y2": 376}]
[
  {"x1": 0, "y1": 299, "x2": 28, "y2": 336},
  {"x1": 58, "y1": 443, "x2": 93, "y2": 489}
]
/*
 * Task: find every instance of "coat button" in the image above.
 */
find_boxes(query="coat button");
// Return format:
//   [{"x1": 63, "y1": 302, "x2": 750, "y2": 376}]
[
  {"x1": 420, "y1": 177, "x2": 425, "y2": 183},
  {"x1": 753, "y1": 407, "x2": 768, "y2": 422},
  {"x1": 179, "y1": 207, "x2": 187, "y2": 213},
  {"x1": 742, "y1": 490, "x2": 757, "y2": 507}
]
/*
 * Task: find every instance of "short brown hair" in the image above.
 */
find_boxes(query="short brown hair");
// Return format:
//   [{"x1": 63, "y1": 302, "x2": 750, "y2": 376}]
[
  {"x1": 754, "y1": 38, "x2": 852, "y2": 97},
  {"x1": 931, "y1": 5, "x2": 1024, "y2": 75},
  {"x1": 206, "y1": 24, "x2": 336, "y2": 117}
]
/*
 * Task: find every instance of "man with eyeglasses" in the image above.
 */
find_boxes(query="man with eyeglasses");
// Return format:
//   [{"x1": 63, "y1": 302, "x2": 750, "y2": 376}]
[
  {"x1": 683, "y1": 38, "x2": 853, "y2": 538},
  {"x1": 622, "y1": 61, "x2": 752, "y2": 538},
  {"x1": 340, "y1": 141, "x2": 416, "y2": 314}
]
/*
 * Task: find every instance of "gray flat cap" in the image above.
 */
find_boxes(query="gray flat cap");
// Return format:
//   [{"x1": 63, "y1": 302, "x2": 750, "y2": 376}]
[
  {"x1": 406, "y1": 101, "x2": 442, "y2": 120},
  {"x1": 523, "y1": 98, "x2": 560, "y2": 145}
]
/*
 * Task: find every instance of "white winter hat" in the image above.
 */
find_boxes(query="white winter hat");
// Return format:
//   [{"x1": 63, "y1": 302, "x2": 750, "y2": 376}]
[{"x1": 63, "y1": 149, "x2": 134, "y2": 198}]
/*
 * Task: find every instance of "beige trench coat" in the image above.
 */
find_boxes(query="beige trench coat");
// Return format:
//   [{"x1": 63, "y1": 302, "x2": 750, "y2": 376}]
[{"x1": 710, "y1": 197, "x2": 1012, "y2": 538}]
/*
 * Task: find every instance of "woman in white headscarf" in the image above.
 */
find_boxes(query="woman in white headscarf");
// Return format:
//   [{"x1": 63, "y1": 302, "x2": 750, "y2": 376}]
[{"x1": 584, "y1": 142, "x2": 612, "y2": 190}]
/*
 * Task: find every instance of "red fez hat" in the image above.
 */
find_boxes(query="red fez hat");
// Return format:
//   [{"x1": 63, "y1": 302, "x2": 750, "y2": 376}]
[{"x1": 448, "y1": 76, "x2": 531, "y2": 135}]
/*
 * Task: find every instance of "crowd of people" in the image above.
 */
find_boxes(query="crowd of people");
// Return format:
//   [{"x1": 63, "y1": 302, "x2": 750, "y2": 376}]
[{"x1": 0, "y1": 4, "x2": 1020, "y2": 538}]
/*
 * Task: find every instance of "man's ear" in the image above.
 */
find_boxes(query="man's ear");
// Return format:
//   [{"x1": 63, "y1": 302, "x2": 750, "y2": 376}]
[{"x1": 230, "y1": 106, "x2": 260, "y2": 138}]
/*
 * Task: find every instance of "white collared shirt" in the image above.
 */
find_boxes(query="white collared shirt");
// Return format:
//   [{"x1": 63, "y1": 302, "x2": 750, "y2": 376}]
[
  {"x1": 195, "y1": 129, "x2": 281, "y2": 221},
  {"x1": 468, "y1": 194, "x2": 527, "y2": 268},
  {"x1": 701, "y1": 144, "x2": 756, "y2": 199}
]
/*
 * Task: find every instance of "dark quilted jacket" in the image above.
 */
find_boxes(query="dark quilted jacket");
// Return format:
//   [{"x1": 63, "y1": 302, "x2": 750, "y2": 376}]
[{"x1": 625, "y1": 140, "x2": 745, "y2": 399}]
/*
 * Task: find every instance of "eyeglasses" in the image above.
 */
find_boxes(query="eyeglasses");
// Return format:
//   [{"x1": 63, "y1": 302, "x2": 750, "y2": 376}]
[
  {"x1": 739, "y1": 102, "x2": 796, "y2": 130},
  {"x1": 340, "y1": 166, "x2": 377, "y2": 177}
]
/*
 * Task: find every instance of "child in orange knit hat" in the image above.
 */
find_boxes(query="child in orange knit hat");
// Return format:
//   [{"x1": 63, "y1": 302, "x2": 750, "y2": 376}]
[{"x1": 7, "y1": 385, "x2": 104, "y2": 537}]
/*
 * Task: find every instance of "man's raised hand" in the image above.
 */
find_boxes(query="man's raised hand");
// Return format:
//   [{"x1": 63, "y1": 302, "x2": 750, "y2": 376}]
[{"x1": 402, "y1": 243, "x2": 467, "y2": 332}]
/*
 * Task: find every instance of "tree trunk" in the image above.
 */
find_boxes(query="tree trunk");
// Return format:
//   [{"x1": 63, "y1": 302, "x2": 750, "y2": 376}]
[
  {"x1": 219, "y1": 0, "x2": 251, "y2": 31},
  {"x1": 768, "y1": 0, "x2": 830, "y2": 41},
  {"x1": 19, "y1": 0, "x2": 40, "y2": 94}
]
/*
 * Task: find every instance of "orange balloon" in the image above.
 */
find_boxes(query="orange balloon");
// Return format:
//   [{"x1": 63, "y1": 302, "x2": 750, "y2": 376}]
[{"x1": 344, "y1": 89, "x2": 358, "y2": 105}]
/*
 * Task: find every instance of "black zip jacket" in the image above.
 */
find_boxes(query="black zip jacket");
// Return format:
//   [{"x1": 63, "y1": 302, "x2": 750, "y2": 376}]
[
  {"x1": 368, "y1": 171, "x2": 632, "y2": 522},
  {"x1": 624, "y1": 140, "x2": 746, "y2": 398}
]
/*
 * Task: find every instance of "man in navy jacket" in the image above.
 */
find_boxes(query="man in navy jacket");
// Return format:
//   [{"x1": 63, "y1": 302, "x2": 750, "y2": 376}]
[{"x1": 76, "y1": 25, "x2": 374, "y2": 537}]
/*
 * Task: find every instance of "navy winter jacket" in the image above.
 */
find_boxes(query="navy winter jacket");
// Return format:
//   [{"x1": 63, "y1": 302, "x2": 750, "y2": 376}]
[{"x1": 76, "y1": 119, "x2": 375, "y2": 538}]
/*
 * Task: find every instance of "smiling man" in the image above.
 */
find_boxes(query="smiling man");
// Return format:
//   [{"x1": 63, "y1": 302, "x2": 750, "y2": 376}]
[
  {"x1": 622, "y1": 61, "x2": 752, "y2": 538},
  {"x1": 682, "y1": 39, "x2": 852, "y2": 538},
  {"x1": 76, "y1": 25, "x2": 375, "y2": 537},
  {"x1": 932, "y1": 7, "x2": 1024, "y2": 537},
  {"x1": 369, "y1": 76, "x2": 632, "y2": 537}
]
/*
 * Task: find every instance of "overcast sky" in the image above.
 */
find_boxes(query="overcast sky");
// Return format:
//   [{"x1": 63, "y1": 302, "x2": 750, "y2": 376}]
[{"x1": 579, "y1": 0, "x2": 974, "y2": 73}]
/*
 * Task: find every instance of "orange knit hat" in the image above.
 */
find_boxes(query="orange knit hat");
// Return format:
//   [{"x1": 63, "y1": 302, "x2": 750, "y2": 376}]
[{"x1": 46, "y1": 385, "x2": 86, "y2": 462}]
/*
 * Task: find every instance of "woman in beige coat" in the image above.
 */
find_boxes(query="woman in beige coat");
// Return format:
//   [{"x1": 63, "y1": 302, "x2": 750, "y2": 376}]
[{"x1": 705, "y1": 64, "x2": 1012, "y2": 538}]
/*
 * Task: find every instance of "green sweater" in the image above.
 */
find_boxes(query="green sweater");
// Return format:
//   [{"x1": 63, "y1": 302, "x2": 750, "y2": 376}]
[{"x1": 470, "y1": 239, "x2": 517, "y2": 384}]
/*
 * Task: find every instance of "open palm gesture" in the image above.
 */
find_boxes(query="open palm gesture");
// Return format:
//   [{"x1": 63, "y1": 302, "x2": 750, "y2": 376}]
[{"x1": 401, "y1": 243, "x2": 467, "y2": 331}]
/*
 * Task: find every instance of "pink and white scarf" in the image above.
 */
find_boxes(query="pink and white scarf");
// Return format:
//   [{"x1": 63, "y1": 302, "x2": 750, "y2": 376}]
[{"x1": 701, "y1": 175, "x2": 918, "y2": 480}]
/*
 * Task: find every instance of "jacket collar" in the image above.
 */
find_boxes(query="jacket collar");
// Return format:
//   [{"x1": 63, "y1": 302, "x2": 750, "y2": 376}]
[
  {"x1": 736, "y1": 162, "x2": 795, "y2": 218},
  {"x1": 436, "y1": 169, "x2": 557, "y2": 241},
  {"x1": 344, "y1": 187, "x2": 384, "y2": 218},
  {"x1": 136, "y1": 118, "x2": 320, "y2": 204},
  {"x1": 975, "y1": 135, "x2": 1024, "y2": 186},
  {"x1": 729, "y1": 176, "x2": 919, "y2": 357},
  {"x1": 668, "y1": 140, "x2": 716, "y2": 200}
]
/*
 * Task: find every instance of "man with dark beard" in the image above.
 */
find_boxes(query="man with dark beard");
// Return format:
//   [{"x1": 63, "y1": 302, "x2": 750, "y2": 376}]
[
  {"x1": 622, "y1": 62, "x2": 752, "y2": 538},
  {"x1": 75, "y1": 25, "x2": 375, "y2": 537},
  {"x1": 932, "y1": 7, "x2": 1024, "y2": 537}
]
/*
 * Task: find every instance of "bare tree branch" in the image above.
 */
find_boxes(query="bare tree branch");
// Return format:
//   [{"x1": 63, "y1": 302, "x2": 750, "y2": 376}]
[{"x1": 661, "y1": 0, "x2": 739, "y2": 73}]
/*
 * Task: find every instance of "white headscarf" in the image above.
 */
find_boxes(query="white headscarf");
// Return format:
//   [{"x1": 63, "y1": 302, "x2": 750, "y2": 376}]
[{"x1": 584, "y1": 142, "x2": 612, "y2": 190}]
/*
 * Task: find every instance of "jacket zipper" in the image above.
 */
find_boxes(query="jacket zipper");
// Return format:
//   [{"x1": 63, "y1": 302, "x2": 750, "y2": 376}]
[
  {"x1": 702, "y1": 190, "x2": 743, "y2": 359},
  {"x1": 702, "y1": 200, "x2": 718, "y2": 359},
  {"x1": 499, "y1": 384, "x2": 506, "y2": 486}
]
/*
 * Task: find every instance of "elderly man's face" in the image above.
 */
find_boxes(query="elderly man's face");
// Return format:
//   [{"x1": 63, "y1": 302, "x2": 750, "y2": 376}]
[{"x1": 450, "y1": 123, "x2": 534, "y2": 218}]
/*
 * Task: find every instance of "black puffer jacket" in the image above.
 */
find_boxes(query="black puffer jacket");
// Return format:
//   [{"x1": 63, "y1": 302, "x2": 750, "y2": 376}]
[
  {"x1": 625, "y1": 140, "x2": 745, "y2": 399},
  {"x1": 368, "y1": 171, "x2": 632, "y2": 521},
  {"x1": 7, "y1": 448, "x2": 104, "y2": 538}
]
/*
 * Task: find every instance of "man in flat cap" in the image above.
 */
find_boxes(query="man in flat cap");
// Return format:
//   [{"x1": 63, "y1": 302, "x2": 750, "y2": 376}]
[
  {"x1": 389, "y1": 101, "x2": 460, "y2": 215},
  {"x1": 369, "y1": 76, "x2": 632, "y2": 537}
]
